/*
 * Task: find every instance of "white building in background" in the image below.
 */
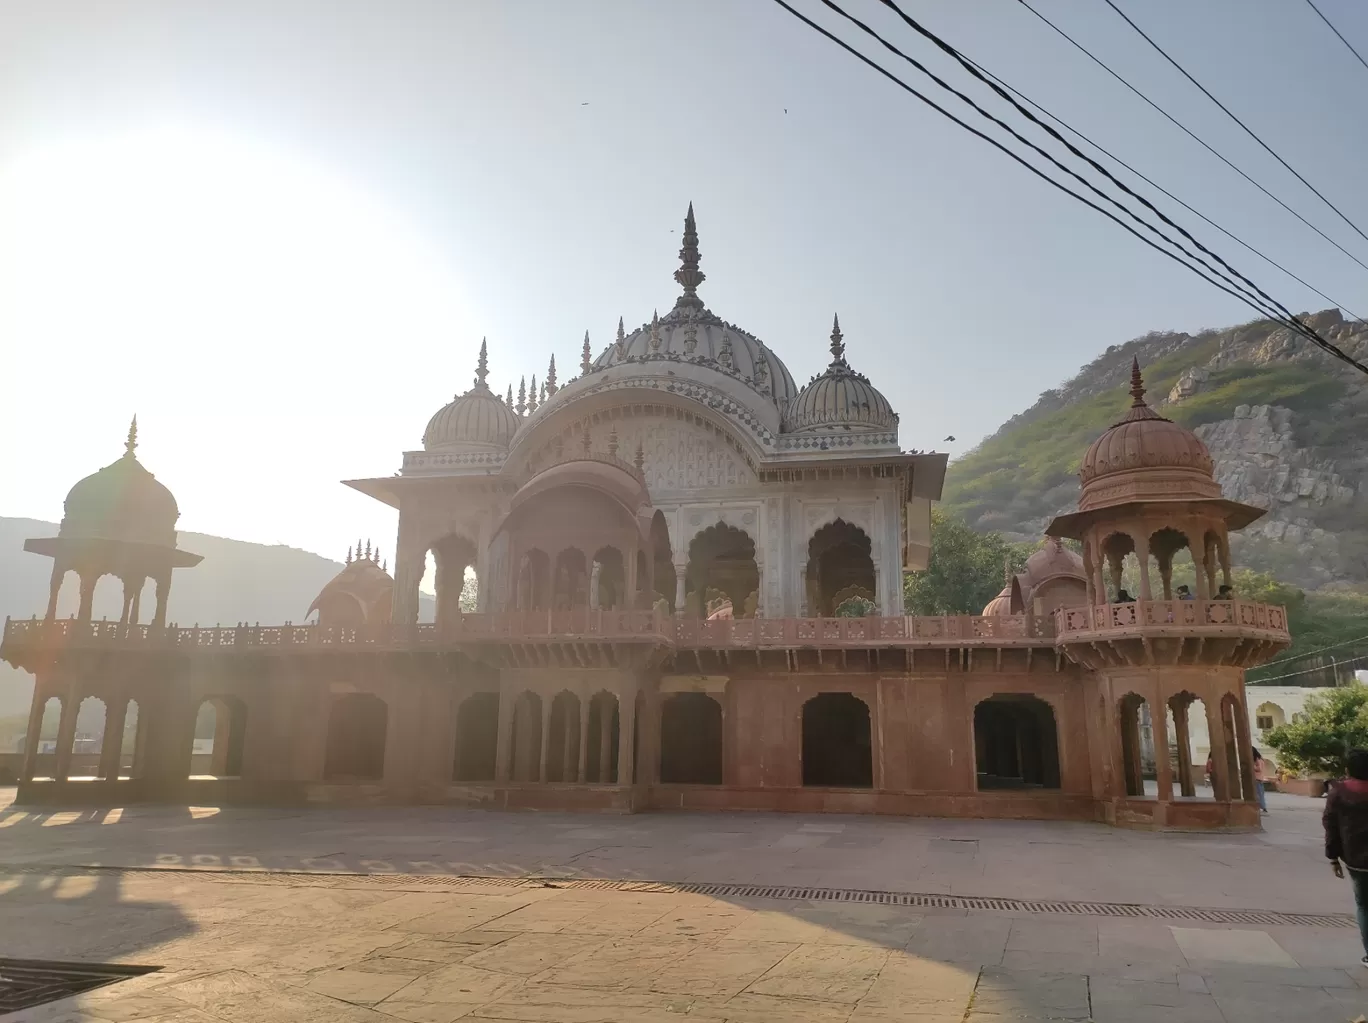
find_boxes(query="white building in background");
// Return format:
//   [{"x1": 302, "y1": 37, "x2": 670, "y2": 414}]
[{"x1": 1170, "y1": 686, "x2": 1325, "y2": 772}]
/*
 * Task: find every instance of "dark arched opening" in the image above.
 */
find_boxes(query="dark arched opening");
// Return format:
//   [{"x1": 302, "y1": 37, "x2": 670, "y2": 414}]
[
  {"x1": 585, "y1": 691, "x2": 620, "y2": 783},
  {"x1": 659, "y1": 692, "x2": 723, "y2": 784},
  {"x1": 453, "y1": 692, "x2": 499, "y2": 781},
  {"x1": 651, "y1": 511, "x2": 676, "y2": 613},
  {"x1": 510, "y1": 691, "x2": 543, "y2": 781},
  {"x1": 686, "y1": 522, "x2": 758, "y2": 619},
  {"x1": 430, "y1": 533, "x2": 478, "y2": 624},
  {"x1": 801, "y1": 693, "x2": 873, "y2": 788},
  {"x1": 546, "y1": 690, "x2": 581, "y2": 782},
  {"x1": 806, "y1": 519, "x2": 876, "y2": 616},
  {"x1": 193, "y1": 696, "x2": 247, "y2": 778},
  {"x1": 591, "y1": 547, "x2": 625, "y2": 611},
  {"x1": 553, "y1": 549, "x2": 589, "y2": 611},
  {"x1": 1118, "y1": 693, "x2": 1150, "y2": 797},
  {"x1": 973, "y1": 695, "x2": 1060, "y2": 790},
  {"x1": 324, "y1": 693, "x2": 388, "y2": 781}
]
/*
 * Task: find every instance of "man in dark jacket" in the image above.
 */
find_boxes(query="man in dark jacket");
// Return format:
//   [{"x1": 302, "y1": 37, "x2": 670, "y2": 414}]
[{"x1": 1324, "y1": 747, "x2": 1368, "y2": 965}]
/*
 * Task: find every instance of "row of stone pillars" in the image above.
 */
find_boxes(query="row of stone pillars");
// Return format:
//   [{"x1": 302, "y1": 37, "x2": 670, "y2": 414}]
[
  {"x1": 20, "y1": 689, "x2": 149, "y2": 783},
  {"x1": 496, "y1": 690, "x2": 638, "y2": 785},
  {"x1": 1119, "y1": 690, "x2": 1256, "y2": 803}
]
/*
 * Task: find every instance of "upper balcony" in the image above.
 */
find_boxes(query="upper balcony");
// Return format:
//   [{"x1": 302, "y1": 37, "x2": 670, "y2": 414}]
[{"x1": 1052, "y1": 599, "x2": 1291, "y2": 668}]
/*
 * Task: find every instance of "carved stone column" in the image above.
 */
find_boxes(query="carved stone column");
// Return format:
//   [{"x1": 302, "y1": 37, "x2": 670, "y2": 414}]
[
  {"x1": 76, "y1": 573, "x2": 96, "y2": 622},
  {"x1": 53, "y1": 688, "x2": 80, "y2": 782},
  {"x1": 99, "y1": 695, "x2": 128, "y2": 781},
  {"x1": 538, "y1": 699, "x2": 552, "y2": 783},
  {"x1": 598, "y1": 701, "x2": 612, "y2": 781},
  {"x1": 494, "y1": 686, "x2": 515, "y2": 782},
  {"x1": 1172, "y1": 700, "x2": 1195, "y2": 797},
  {"x1": 576, "y1": 700, "x2": 590, "y2": 782},
  {"x1": 1134, "y1": 533, "x2": 1152, "y2": 602},
  {"x1": 20, "y1": 689, "x2": 46, "y2": 781},
  {"x1": 673, "y1": 559, "x2": 688, "y2": 618},
  {"x1": 618, "y1": 688, "x2": 637, "y2": 786}
]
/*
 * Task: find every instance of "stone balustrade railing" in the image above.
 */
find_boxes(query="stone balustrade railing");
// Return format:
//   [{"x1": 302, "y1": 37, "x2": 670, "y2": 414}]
[
  {"x1": 1052, "y1": 600, "x2": 1289, "y2": 638},
  {"x1": 2, "y1": 600, "x2": 1290, "y2": 655}
]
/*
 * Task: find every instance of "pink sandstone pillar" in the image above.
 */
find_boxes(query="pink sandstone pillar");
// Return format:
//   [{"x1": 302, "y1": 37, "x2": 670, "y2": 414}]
[{"x1": 577, "y1": 700, "x2": 590, "y2": 782}]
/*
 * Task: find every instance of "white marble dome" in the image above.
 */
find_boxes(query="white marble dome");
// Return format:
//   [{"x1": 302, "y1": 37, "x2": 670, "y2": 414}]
[
  {"x1": 786, "y1": 316, "x2": 898, "y2": 434},
  {"x1": 423, "y1": 341, "x2": 521, "y2": 451}
]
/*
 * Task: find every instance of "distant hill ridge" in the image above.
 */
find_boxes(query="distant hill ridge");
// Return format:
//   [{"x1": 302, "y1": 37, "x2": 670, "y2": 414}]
[{"x1": 943, "y1": 309, "x2": 1368, "y2": 590}]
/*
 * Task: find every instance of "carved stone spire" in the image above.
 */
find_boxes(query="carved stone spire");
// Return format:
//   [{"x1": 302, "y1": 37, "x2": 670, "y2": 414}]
[
  {"x1": 474, "y1": 338, "x2": 489, "y2": 389},
  {"x1": 546, "y1": 355, "x2": 558, "y2": 396},
  {"x1": 581, "y1": 428, "x2": 592, "y2": 455},
  {"x1": 673, "y1": 202, "x2": 706, "y2": 311},
  {"x1": 528, "y1": 374, "x2": 539, "y2": 414},
  {"x1": 649, "y1": 310, "x2": 662, "y2": 352},
  {"x1": 124, "y1": 415, "x2": 138, "y2": 459},
  {"x1": 608, "y1": 427, "x2": 619, "y2": 457},
  {"x1": 539, "y1": 378, "x2": 547, "y2": 405},
  {"x1": 634, "y1": 440, "x2": 645, "y2": 471},
  {"x1": 615, "y1": 316, "x2": 626, "y2": 357},
  {"x1": 506, "y1": 384, "x2": 514, "y2": 406},
  {"x1": 719, "y1": 329, "x2": 733, "y2": 369},
  {"x1": 346, "y1": 545, "x2": 353, "y2": 565},
  {"x1": 516, "y1": 377, "x2": 527, "y2": 417},
  {"x1": 581, "y1": 331, "x2": 592, "y2": 375},
  {"x1": 1129, "y1": 357, "x2": 1146, "y2": 408},
  {"x1": 829, "y1": 314, "x2": 846, "y2": 364}
]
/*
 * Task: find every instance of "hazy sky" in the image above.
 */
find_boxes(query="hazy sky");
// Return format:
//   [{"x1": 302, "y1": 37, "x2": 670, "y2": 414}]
[{"x1": 2, "y1": 0, "x2": 1366, "y2": 563}]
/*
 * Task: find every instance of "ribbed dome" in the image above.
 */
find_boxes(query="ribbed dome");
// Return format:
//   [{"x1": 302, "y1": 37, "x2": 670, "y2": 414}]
[
  {"x1": 982, "y1": 585, "x2": 1013, "y2": 617},
  {"x1": 785, "y1": 316, "x2": 898, "y2": 434},
  {"x1": 309, "y1": 543, "x2": 394, "y2": 626},
  {"x1": 1020, "y1": 537, "x2": 1085, "y2": 591},
  {"x1": 1078, "y1": 360, "x2": 1219, "y2": 512},
  {"x1": 60, "y1": 419, "x2": 179, "y2": 547},
  {"x1": 586, "y1": 205, "x2": 798, "y2": 411},
  {"x1": 423, "y1": 340, "x2": 521, "y2": 451}
]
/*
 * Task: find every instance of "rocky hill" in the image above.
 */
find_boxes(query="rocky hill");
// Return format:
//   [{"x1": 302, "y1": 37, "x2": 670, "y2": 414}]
[{"x1": 943, "y1": 309, "x2": 1368, "y2": 590}]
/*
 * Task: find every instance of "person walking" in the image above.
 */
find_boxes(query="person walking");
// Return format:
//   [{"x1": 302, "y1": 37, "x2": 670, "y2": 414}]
[
  {"x1": 1251, "y1": 747, "x2": 1268, "y2": 814},
  {"x1": 1324, "y1": 748, "x2": 1368, "y2": 966}
]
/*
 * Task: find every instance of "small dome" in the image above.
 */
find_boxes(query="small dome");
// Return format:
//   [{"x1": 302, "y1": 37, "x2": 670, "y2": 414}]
[
  {"x1": 1078, "y1": 360, "x2": 1219, "y2": 512},
  {"x1": 423, "y1": 340, "x2": 521, "y2": 451},
  {"x1": 785, "y1": 316, "x2": 898, "y2": 434},
  {"x1": 982, "y1": 585, "x2": 1013, "y2": 617},
  {"x1": 309, "y1": 543, "x2": 394, "y2": 627},
  {"x1": 1020, "y1": 537, "x2": 1085, "y2": 592},
  {"x1": 60, "y1": 418, "x2": 179, "y2": 546}
]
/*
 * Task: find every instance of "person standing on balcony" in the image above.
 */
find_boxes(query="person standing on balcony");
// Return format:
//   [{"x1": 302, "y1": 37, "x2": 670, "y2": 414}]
[
  {"x1": 1176, "y1": 585, "x2": 1194, "y2": 601},
  {"x1": 1325, "y1": 748, "x2": 1368, "y2": 966}
]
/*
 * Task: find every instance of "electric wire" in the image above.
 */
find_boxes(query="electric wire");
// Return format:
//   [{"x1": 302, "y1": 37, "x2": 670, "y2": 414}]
[
  {"x1": 1016, "y1": 0, "x2": 1368, "y2": 276},
  {"x1": 1252, "y1": 631, "x2": 1368, "y2": 670},
  {"x1": 1247, "y1": 652, "x2": 1368, "y2": 685},
  {"x1": 1102, "y1": 0, "x2": 1368, "y2": 249},
  {"x1": 790, "y1": 0, "x2": 1368, "y2": 374},
  {"x1": 959, "y1": 55, "x2": 1365, "y2": 322},
  {"x1": 1304, "y1": 0, "x2": 1368, "y2": 75},
  {"x1": 767, "y1": 0, "x2": 1286, "y2": 328},
  {"x1": 865, "y1": 0, "x2": 1368, "y2": 350}
]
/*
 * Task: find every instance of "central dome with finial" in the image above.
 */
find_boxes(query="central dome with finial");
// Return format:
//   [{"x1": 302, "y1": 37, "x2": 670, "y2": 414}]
[
  {"x1": 1078, "y1": 359, "x2": 1219, "y2": 512},
  {"x1": 424, "y1": 339, "x2": 521, "y2": 451},
  {"x1": 587, "y1": 204, "x2": 798, "y2": 409},
  {"x1": 785, "y1": 315, "x2": 898, "y2": 434},
  {"x1": 60, "y1": 417, "x2": 181, "y2": 546}
]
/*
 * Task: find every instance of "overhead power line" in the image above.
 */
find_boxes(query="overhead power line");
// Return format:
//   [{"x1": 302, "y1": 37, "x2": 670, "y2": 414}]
[
  {"x1": 956, "y1": 53, "x2": 1365, "y2": 322},
  {"x1": 1251, "y1": 631, "x2": 1368, "y2": 672},
  {"x1": 775, "y1": 0, "x2": 1368, "y2": 374},
  {"x1": 1102, "y1": 0, "x2": 1368, "y2": 249},
  {"x1": 1016, "y1": 0, "x2": 1368, "y2": 276},
  {"x1": 1248, "y1": 652, "x2": 1368, "y2": 685},
  {"x1": 1304, "y1": 0, "x2": 1368, "y2": 76},
  {"x1": 863, "y1": 0, "x2": 1368, "y2": 341}
]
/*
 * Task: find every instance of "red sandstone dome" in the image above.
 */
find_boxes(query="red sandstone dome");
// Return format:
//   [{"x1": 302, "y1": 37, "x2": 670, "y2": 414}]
[
  {"x1": 1019, "y1": 537, "x2": 1085, "y2": 592},
  {"x1": 1076, "y1": 359, "x2": 1220, "y2": 513}
]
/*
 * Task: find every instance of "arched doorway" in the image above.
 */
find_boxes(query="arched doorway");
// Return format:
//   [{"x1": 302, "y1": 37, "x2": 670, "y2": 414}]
[
  {"x1": 686, "y1": 523, "x2": 758, "y2": 619},
  {"x1": 510, "y1": 691, "x2": 543, "y2": 781},
  {"x1": 1118, "y1": 693, "x2": 1151, "y2": 797},
  {"x1": 121, "y1": 699, "x2": 143, "y2": 779},
  {"x1": 428, "y1": 534, "x2": 478, "y2": 623},
  {"x1": 585, "y1": 691, "x2": 619, "y2": 783},
  {"x1": 659, "y1": 692, "x2": 723, "y2": 784},
  {"x1": 516, "y1": 549, "x2": 551, "y2": 611},
  {"x1": 973, "y1": 696, "x2": 1060, "y2": 790},
  {"x1": 807, "y1": 520, "x2": 876, "y2": 616},
  {"x1": 552, "y1": 549, "x2": 589, "y2": 611},
  {"x1": 192, "y1": 696, "x2": 247, "y2": 778},
  {"x1": 324, "y1": 693, "x2": 388, "y2": 781},
  {"x1": 453, "y1": 692, "x2": 499, "y2": 781},
  {"x1": 1166, "y1": 693, "x2": 1213, "y2": 799},
  {"x1": 590, "y1": 547, "x2": 626, "y2": 610},
  {"x1": 546, "y1": 691, "x2": 581, "y2": 782},
  {"x1": 801, "y1": 693, "x2": 873, "y2": 788}
]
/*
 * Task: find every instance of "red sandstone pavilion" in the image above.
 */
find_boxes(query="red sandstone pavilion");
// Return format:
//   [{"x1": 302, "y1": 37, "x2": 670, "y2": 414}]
[{"x1": 3, "y1": 208, "x2": 1290, "y2": 831}]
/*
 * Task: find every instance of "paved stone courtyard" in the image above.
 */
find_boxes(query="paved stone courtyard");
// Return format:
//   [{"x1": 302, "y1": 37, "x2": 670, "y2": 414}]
[{"x1": 1, "y1": 788, "x2": 1365, "y2": 1022}]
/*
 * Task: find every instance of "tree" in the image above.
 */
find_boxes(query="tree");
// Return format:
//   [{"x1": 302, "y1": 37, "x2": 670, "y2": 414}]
[
  {"x1": 903, "y1": 509, "x2": 1033, "y2": 616},
  {"x1": 835, "y1": 595, "x2": 877, "y2": 618},
  {"x1": 459, "y1": 569, "x2": 479, "y2": 613},
  {"x1": 1263, "y1": 683, "x2": 1368, "y2": 777}
]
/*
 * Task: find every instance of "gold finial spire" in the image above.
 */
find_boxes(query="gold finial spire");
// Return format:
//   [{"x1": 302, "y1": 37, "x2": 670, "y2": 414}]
[
  {"x1": 124, "y1": 415, "x2": 138, "y2": 458},
  {"x1": 581, "y1": 330, "x2": 592, "y2": 375},
  {"x1": 829, "y1": 313, "x2": 845, "y2": 363}
]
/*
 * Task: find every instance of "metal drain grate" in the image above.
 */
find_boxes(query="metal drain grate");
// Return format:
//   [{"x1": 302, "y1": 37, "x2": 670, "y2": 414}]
[
  {"x1": 0, "y1": 958, "x2": 159, "y2": 1013},
  {"x1": 2, "y1": 865, "x2": 1353, "y2": 928}
]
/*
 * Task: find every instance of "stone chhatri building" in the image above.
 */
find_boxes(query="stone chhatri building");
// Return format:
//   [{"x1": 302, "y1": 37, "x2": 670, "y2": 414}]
[{"x1": 3, "y1": 207, "x2": 1291, "y2": 830}]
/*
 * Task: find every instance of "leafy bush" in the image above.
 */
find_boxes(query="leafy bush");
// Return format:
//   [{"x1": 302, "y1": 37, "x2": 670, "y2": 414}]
[
  {"x1": 1264, "y1": 683, "x2": 1368, "y2": 777},
  {"x1": 904, "y1": 510, "x2": 1034, "y2": 615},
  {"x1": 834, "y1": 596, "x2": 877, "y2": 618}
]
